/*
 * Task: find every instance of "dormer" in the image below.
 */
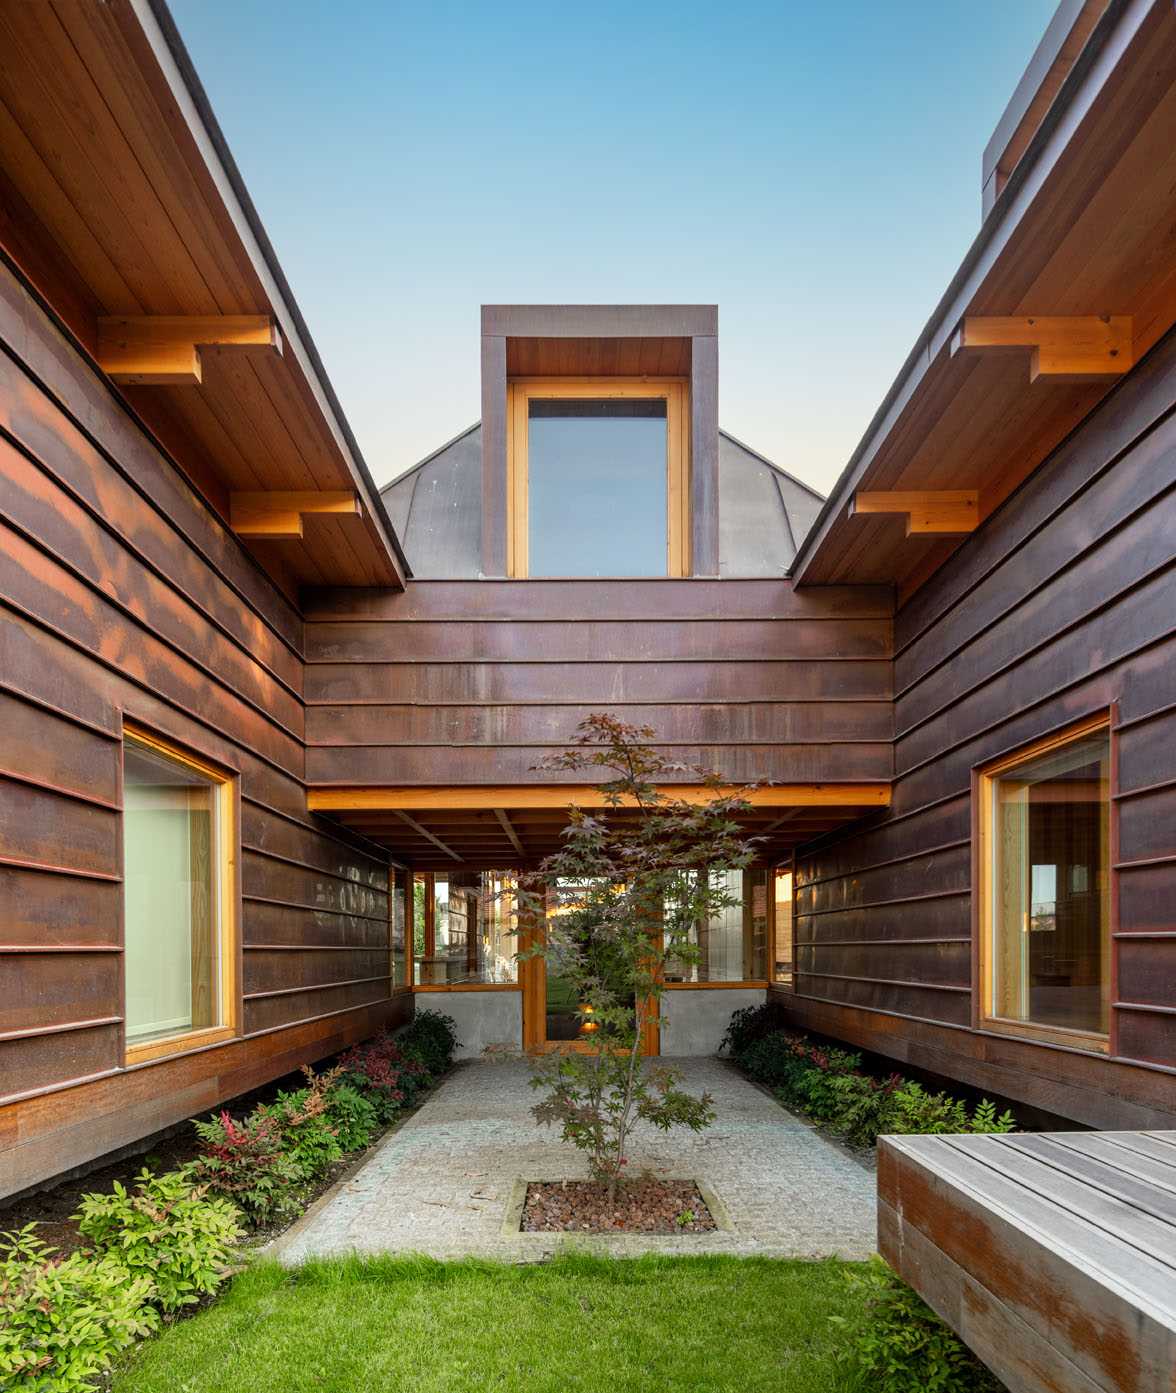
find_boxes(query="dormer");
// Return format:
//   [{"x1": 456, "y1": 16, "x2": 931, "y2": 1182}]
[{"x1": 383, "y1": 305, "x2": 822, "y2": 578}]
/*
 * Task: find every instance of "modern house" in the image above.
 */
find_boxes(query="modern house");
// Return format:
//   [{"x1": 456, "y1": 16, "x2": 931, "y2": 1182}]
[{"x1": 2, "y1": 0, "x2": 1175, "y2": 1206}]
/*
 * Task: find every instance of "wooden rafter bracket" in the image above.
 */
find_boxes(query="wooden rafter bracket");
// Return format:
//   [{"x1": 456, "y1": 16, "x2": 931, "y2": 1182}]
[
  {"x1": 850, "y1": 490, "x2": 979, "y2": 536},
  {"x1": 950, "y1": 315, "x2": 1132, "y2": 382},
  {"x1": 97, "y1": 315, "x2": 283, "y2": 385},
  {"x1": 230, "y1": 490, "x2": 360, "y2": 540}
]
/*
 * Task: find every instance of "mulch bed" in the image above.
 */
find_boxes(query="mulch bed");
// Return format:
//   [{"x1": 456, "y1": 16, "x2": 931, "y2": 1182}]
[{"x1": 522, "y1": 1179, "x2": 716, "y2": 1233}]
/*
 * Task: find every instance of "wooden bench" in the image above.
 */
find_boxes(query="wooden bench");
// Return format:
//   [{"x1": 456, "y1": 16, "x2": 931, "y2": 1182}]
[{"x1": 878, "y1": 1130, "x2": 1176, "y2": 1393}]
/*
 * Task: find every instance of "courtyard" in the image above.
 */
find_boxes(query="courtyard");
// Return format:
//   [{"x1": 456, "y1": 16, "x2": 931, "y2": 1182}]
[{"x1": 275, "y1": 1057, "x2": 876, "y2": 1263}]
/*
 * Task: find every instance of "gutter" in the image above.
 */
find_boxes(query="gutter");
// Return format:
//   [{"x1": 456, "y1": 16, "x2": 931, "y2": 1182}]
[
  {"x1": 788, "y1": 0, "x2": 1136, "y2": 583},
  {"x1": 138, "y1": 0, "x2": 413, "y2": 584}
]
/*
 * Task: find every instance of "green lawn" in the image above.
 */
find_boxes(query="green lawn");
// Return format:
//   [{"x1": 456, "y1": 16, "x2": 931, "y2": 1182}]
[{"x1": 114, "y1": 1253, "x2": 869, "y2": 1393}]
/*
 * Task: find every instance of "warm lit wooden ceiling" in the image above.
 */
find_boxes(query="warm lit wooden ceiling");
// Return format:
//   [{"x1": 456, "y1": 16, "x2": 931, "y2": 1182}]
[
  {"x1": 308, "y1": 784, "x2": 891, "y2": 871},
  {"x1": 0, "y1": 0, "x2": 405, "y2": 592},
  {"x1": 795, "y1": 0, "x2": 1176, "y2": 598}
]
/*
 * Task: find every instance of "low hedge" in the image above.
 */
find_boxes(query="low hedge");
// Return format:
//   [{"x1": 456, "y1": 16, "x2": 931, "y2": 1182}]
[
  {"x1": 723, "y1": 1007, "x2": 1015, "y2": 1148},
  {"x1": 0, "y1": 1010, "x2": 459, "y2": 1391}
]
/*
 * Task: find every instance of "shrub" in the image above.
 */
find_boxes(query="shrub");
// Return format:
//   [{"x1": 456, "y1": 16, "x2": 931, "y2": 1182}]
[
  {"x1": 732, "y1": 1028, "x2": 1016, "y2": 1146},
  {"x1": 882, "y1": 1082, "x2": 1016, "y2": 1139},
  {"x1": 75, "y1": 1168, "x2": 242, "y2": 1313},
  {"x1": 0, "y1": 1225, "x2": 157, "y2": 1393},
  {"x1": 324, "y1": 1082, "x2": 380, "y2": 1151},
  {"x1": 719, "y1": 1002, "x2": 777, "y2": 1056},
  {"x1": 258, "y1": 1067, "x2": 344, "y2": 1181},
  {"x1": 398, "y1": 1009, "x2": 459, "y2": 1077},
  {"x1": 833, "y1": 1257, "x2": 1005, "y2": 1392},
  {"x1": 191, "y1": 1108, "x2": 304, "y2": 1224},
  {"x1": 339, "y1": 1031, "x2": 424, "y2": 1121},
  {"x1": 823, "y1": 1071, "x2": 903, "y2": 1148}
]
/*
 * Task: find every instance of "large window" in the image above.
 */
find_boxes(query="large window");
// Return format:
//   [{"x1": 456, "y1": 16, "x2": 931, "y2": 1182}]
[
  {"x1": 979, "y1": 717, "x2": 1111, "y2": 1050},
  {"x1": 506, "y1": 379, "x2": 689, "y2": 577},
  {"x1": 122, "y1": 728, "x2": 235, "y2": 1062},
  {"x1": 414, "y1": 871, "x2": 517, "y2": 985},
  {"x1": 665, "y1": 869, "x2": 770, "y2": 983}
]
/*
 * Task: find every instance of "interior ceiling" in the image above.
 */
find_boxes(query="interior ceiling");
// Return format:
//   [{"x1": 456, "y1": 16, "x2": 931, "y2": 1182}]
[
  {"x1": 800, "y1": 1, "x2": 1176, "y2": 597},
  {"x1": 0, "y1": 0, "x2": 401, "y2": 592},
  {"x1": 321, "y1": 803, "x2": 878, "y2": 872}
]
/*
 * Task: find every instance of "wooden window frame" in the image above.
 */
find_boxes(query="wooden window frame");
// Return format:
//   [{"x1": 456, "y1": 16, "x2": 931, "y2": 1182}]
[
  {"x1": 506, "y1": 377, "x2": 690, "y2": 578},
  {"x1": 122, "y1": 724, "x2": 238, "y2": 1066},
  {"x1": 975, "y1": 713, "x2": 1112, "y2": 1055}
]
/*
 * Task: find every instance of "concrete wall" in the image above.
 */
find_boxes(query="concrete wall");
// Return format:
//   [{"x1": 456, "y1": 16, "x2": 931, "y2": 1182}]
[
  {"x1": 433, "y1": 991, "x2": 523, "y2": 1058},
  {"x1": 660, "y1": 989, "x2": 767, "y2": 1056}
]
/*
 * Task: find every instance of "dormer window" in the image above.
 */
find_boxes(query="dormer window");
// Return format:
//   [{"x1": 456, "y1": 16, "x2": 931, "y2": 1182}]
[{"x1": 506, "y1": 378, "x2": 689, "y2": 577}]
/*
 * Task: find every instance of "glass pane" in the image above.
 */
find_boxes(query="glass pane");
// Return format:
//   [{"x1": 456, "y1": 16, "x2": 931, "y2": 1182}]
[
  {"x1": 990, "y1": 730, "x2": 1110, "y2": 1035},
  {"x1": 773, "y1": 870, "x2": 794, "y2": 984},
  {"x1": 664, "y1": 870, "x2": 767, "y2": 983},
  {"x1": 414, "y1": 872, "x2": 518, "y2": 985},
  {"x1": 546, "y1": 878, "x2": 630, "y2": 1040},
  {"x1": 390, "y1": 869, "x2": 407, "y2": 988},
  {"x1": 528, "y1": 398, "x2": 667, "y2": 576},
  {"x1": 123, "y1": 739, "x2": 220, "y2": 1043}
]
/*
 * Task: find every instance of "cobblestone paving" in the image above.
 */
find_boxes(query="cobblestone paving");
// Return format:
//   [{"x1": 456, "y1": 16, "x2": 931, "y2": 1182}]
[{"x1": 276, "y1": 1057, "x2": 877, "y2": 1263}]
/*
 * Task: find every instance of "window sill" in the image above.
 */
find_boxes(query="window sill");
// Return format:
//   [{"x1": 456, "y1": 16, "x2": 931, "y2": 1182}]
[
  {"x1": 978, "y1": 1016, "x2": 1109, "y2": 1054},
  {"x1": 412, "y1": 982, "x2": 521, "y2": 992},
  {"x1": 125, "y1": 1024, "x2": 237, "y2": 1066},
  {"x1": 662, "y1": 980, "x2": 768, "y2": 990}
]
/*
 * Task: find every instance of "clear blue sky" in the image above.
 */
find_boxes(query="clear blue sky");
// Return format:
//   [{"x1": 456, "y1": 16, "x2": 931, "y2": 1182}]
[{"x1": 170, "y1": 0, "x2": 1056, "y2": 495}]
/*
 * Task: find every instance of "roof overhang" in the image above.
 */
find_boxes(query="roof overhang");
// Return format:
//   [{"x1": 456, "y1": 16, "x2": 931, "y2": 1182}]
[
  {"x1": 791, "y1": 0, "x2": 1176, "y2": 598},
  {"x1": 0, "y1": 0, "x2": 408, "y2": 591},
  {"x1": 308, "y1": 782, "x2": 891, "y2": 871}
]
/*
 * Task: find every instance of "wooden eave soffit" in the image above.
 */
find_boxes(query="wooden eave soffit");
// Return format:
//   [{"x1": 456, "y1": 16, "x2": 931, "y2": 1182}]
[
  {"x1": 850, "y1": 491, "x2": 979, "y2": 536},
  {"x1": 97, "y1": 315, "x2": 282, "y2": 385},
  {"x1": 951, "y1": 315, "x2": 1133, "y2": 382},
  {"x1": 230, "y1": 491, "x2": 360, "y2": 540}
]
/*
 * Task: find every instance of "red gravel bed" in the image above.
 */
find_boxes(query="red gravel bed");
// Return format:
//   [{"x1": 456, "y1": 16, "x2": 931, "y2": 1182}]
[{"x1": 521, "y1": 1179, "x2": 716, "y2": 1233}]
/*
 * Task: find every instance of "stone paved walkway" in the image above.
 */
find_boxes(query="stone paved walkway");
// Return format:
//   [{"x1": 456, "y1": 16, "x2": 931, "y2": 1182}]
[{"x1": 275, "y1": 1057, "x2": 877, "y2": 1263}]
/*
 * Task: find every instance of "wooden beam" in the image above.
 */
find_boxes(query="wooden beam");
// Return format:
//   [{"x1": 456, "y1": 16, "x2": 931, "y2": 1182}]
[
  {"x1": 309, "y1": 783, "x2": 892, "y2": 812},
  {"x1": 493, "y1": 809, "x2": 528, "y2": 860},
  {"x1": 851, "y1": 490, "x2": 979, "y2": 536},
  {"x1": 97, "y1": 315, "x2": 282, "y2": 386},
  {"x1": 230, "y1": 491, "x2": 360, "y2": 540},
  {"x1": 393, "y1": 811, "x2": 463, "y2": 864},
  {"x1": 950, "y1": 315, "x2": 1132, "y2": 381}
]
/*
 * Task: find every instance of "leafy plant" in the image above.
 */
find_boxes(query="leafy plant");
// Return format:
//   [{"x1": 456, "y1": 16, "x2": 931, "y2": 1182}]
[
  {"x1": 522, "y1": 714, "x2": 760, "y2": 1193},
  {"x1": 191, "y1": 1108, "x2": 304, "y2": 1224},
  {"x1": 719, "y1": 1002, "x2": 777, "y2": 1056},
  {"x1": 339, "y1": 1031, "x2": 427, "y2": 1121},
  {"x1": 0, "y1": 1224, "x2": 157, "y2": 1392},
  {"x1": 398, "y1": 1009, "x2": 459, "y2": 1077},
  {"x1": 832, "y1": 1257, "x2": 1005, "y2": 1392},
  {"x1": 74, "y1": 1168, "x2": 242, "y2": 1313},
  {"x1": 324, "y1": 1082, "x2": 380, "y2": 1151},
  {"x1": 258, "y1": 1067, "x2": 344, "y2": 1181},
  {"x1": 733, "y1": 1027, "x2": 1015, "y2": 1147}
]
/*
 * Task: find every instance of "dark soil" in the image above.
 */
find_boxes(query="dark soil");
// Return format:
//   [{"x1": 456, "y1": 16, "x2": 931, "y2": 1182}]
[{"x1": 521, "y1": 1179, "x2": 716, "y2": 1234}]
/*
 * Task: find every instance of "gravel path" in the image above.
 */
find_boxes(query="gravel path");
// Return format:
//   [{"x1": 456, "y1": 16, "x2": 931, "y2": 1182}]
[{"x1": 274, "y1": 1057, "x2": 877, "y2": 1263}]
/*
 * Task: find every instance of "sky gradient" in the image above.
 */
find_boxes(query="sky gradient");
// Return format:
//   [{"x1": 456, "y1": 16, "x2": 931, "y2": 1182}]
[{"x1": 170, "y1": 0, "x2": 1057, "y2": 497}]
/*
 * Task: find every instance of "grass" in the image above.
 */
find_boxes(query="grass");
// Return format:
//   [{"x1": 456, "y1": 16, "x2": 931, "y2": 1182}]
[{"x1": 114, "y1": 1253, "x2": 869, "y2": 1393}]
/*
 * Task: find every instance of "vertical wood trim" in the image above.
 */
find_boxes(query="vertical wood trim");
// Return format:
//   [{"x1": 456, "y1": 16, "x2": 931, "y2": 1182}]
[
  {"x1": 424, "y1": 872, "x2": 436, "y2": 962},
  {"x1": 1108, "y1": 701, "x2": 1121, "y2": 1056},
  {"x1": 689, "y1": 333, "x2": 719, "y2": 576},
  {"x1": 481, "y1": 334, "x2": 508, "y2": 576}
]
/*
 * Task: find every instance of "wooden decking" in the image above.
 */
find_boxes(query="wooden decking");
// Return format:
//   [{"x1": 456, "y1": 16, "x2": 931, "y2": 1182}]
[{"x1": 878, "y1": 1129, "x2": 1176, "y2": 1393}]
